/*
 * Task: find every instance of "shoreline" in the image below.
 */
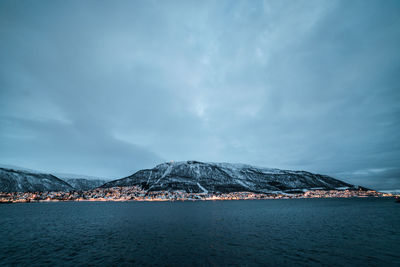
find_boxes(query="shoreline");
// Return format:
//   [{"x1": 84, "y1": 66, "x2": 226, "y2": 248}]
[
  {"x1": 0, "y1": 196, "x2": 395, "y2": 204},
  {"x1": 0, "y1": 187, "x2": 395, "y2": 203}
]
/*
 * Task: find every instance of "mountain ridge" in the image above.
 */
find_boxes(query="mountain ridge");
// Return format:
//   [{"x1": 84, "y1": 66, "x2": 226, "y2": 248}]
[
  {"x1": 0, "y1": 167, "x2": 73, "y2": 193},
  {"x1": 101, "y1": 161, "x2": 355, "y2": 193},
  {"x1": 0, "y1": 167, "x2": 108, "y2": 192}
]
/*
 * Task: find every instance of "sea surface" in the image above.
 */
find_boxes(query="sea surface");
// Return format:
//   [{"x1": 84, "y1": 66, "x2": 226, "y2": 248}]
[{"x1": 0, "y1": 198, "x2": 399, "y2": 266}]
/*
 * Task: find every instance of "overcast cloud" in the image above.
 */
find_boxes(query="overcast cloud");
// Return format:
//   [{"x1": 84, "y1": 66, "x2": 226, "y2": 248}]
[{"x1": 0, "y1": 0, "x2": 399, "y2": 189}]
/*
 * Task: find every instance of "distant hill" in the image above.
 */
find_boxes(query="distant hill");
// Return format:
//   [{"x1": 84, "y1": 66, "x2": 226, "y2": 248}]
[
  {"x1": 63, "y1": 178, "x2": 107, "y2": 191},
  {"x1": 0, "y1": 168, "x2": 73, "y2": 193},
  {"x1": 101, "y1": 161, "x2": 355, "y2": 193},
  {"x1": 0, "y1": 166, "x2": 107, "y2": 192}
]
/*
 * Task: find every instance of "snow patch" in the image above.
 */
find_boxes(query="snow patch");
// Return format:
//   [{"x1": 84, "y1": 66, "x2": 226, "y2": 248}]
[{"x1": 197, "y1": 183, "x2": 208, "y2": 194}]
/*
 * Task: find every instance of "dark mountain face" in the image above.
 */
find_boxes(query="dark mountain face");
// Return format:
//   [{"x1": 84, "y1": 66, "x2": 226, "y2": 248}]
[
  {"x1": 0, "y1": 168, "x2": 73, "y2": 193},
  {"x1": 64, "y1": 178, "x2": 107, "y2": 191},
  {"x1": 101, "y1": 161, "x2": 354, "y2": 193}
]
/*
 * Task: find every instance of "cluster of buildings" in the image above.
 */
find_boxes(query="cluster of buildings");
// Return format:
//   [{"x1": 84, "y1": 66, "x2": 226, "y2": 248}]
[
  {"x1": 0, "y1": 187, "x2": 393, "y2": 203},
  {"x1": 0, "y1": 187, "x2": 145, "y2": 203},
  {"x1": 301, "y1": 189, "x2": 390, "y2": 198}
]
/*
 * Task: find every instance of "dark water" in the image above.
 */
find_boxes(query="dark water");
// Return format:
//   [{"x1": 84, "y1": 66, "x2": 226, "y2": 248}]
[{"x1": 0, "y1": 198, "x2": 399, "y2": 266}]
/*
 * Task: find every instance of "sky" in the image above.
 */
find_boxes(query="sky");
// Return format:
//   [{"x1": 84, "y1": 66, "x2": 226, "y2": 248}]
[{"x1": 0, "y1": 0, "x2": 399, "y2": 189}]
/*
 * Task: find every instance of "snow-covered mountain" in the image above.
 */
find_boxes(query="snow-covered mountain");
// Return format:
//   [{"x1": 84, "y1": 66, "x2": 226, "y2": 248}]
[
  {"x1": 0, "y1": 161, "x2": 357, "y2": 193},
  {"x1": 0, "y1": 167, "x2": 73, "y2": 192},
  {"x1": 0, "y1": 166, "x2": 108, "y2": 192},
  {"x1": 101, "y1": 161, "x2": 354, "y2": 193},
  {"x1": 64, "y1": 178, "x2": 107, "y2": 191}
]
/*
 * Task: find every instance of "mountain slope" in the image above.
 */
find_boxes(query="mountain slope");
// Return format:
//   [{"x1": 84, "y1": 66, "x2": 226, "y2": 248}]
[
  {"x1": 64, "y1": 178, "x2": 107, "y2": 191},
  {"x1": 101, "y1": 161, "x2": 354, "y2": 193},
  {"x1": 0, "y1": 168, "x2": 73, "y2": 192}
]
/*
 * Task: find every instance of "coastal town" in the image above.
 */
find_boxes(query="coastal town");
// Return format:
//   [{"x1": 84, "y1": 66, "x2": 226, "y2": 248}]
[{"x1": 0, "y1": 186, "x2": 394, "y2": 203}]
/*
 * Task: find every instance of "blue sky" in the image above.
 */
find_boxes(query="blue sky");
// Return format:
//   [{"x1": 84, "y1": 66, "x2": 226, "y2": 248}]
[{"x1": 0, "y1": 0, "x2": 399, "y2": 189}]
